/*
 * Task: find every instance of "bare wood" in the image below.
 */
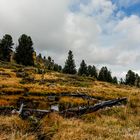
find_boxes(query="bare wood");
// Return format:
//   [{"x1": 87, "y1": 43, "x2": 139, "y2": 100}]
[{"x1": 60, "y1": 97, "x2": 127, "y2": 117}]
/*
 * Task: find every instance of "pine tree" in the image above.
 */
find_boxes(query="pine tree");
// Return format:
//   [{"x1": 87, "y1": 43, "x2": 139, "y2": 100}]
[
  {"x1": 112, "y1": 76, "x2": 118, "y2": 84},
  {"x1": 0, "y1": 34, "x2": 13, "y2": 61},
  {"x1": 58, "y1": 65, "x2": 62, "y2": 72},
  {"x1": 47, "y1": 56, "x2": 52, "y2": 70},
  {"x1": 78, "y1": 60, "x2": 87, "y2": 76},
  {"x1": 120, "y1": 78, "x2": 124, "y2": 85},
  {"x1": 134, "y1": 74, "x2": 140, "y2": 87},
  {"x1": 107, "y1": 71, "x2": 113, "y2": 82},
  {"x1": 87, "y1": 65, "x2": 92, "y2": 76},
  {"x1": 63, "y1": 50, "x2": 77, "y2": 74},
  {"x1": 125, "y1": 70, "x2": 136, "y2": 85},
  {"x1": 87, "y1": 65, "x2": 98, "y2": 78},
  {"x1": 98, "y1": 66, "x2": 112, "y2": 82},
  {"x1": 98, "y1": 67, "x2": 106, "y2": 81},
  {"x1": 15, "y1": 34, "x2": 34, "y2": 66}
]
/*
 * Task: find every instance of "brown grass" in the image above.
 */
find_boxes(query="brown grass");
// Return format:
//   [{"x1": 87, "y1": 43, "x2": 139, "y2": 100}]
[
  {"x1": 0, "y1": 116, "x2": 37, "y2": 140},
  {"x1": 0, "y1": 65, "x2": 140, "y2": 139}
]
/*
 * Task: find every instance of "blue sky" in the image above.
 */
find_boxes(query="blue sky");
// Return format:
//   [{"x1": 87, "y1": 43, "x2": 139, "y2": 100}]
[
  {"x1": 121, "y1": 2, "x2": 140, "y2": 16},
  {"x1": 0, "y1": 0, "x2": 140, "y2": 78},
  {"x1": 70, "y1": 0, "x2": 140, "y2": 17},
  {"x1": 113, "y1": 0, "x2": 140, "y2": 16}
]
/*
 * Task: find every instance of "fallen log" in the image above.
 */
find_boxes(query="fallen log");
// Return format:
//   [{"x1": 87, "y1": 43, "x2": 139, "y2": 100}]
[
  {"x1": 60, "y1": 97, "x2": 127, "y2": 117},
  {"x1": 0, "y1": 97, "x2": 127, "y2": 119}
]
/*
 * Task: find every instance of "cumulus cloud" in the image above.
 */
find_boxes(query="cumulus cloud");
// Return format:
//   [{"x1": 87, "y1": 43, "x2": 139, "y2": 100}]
[
  {"x1": 0, "y1": 0, "x2": 70, "y2": 53},
  {"x1": 0, "y1": 0, "x2": 140, "y2": 77}
]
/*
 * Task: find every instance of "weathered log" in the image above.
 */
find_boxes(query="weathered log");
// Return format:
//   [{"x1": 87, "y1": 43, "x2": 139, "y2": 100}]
[
  {"x1": 0, "y1": 97, "x2": 127, "y2": 119},
  {"x1": 60, "y1": 97, "x2": 127, "y2": 117}
]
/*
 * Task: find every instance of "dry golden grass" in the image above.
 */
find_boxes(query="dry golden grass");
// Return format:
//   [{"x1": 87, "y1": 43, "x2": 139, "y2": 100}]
[
  {"x1": 0, "y1": 116, "x2": 30, "y2": 132},
  {"x1": 0, "y1": 87, "x2": 24, "y2": 94},
  {"x1": 0, "y1": 65, "x2": 140, "y2": 139},
  {"x1": 0, "y1": 116, "x2": 37, "y2": 140},
  {"x1": 0, "y1": 132, "x2": 36, "y2": 140},
  {"x1": 60, "y1": 97, "x2": 86, "y2": 104},
  {"x1": 40, "y1": 110, "x2": 140, "y2": 140},
  {"x1": 0, "y1": 99, "x2": 10, "y2": 106}
]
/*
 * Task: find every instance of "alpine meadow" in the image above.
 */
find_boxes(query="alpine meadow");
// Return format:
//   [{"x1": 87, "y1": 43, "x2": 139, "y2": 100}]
[{"x1": 0, "y1": 0, "x2": 140, "y2": 140}]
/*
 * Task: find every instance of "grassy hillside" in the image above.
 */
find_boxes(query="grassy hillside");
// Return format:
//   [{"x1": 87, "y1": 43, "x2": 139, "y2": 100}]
[{"x1": 0, "y1": 62, "x2": 140, "y2": 140}]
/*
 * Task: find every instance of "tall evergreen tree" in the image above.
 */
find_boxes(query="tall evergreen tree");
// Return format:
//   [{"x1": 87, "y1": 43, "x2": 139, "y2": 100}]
[
  {"x1": 125, "y1": 70, "x2": 136, "y2": 85},
  {"x1": 112, "y1": 76, "x2": 118, "y2": 84},
  {"x1": 78, "y1": 60, "x2": 87, "y2": 76},
  {"x1": 98, "y1": 66, "x2": 112, "y2": 82},
  {"x1": 98, "y1": 66, "x2": 107, "y2": 81},
  {"x1": 107, "y1": 71, "x2": 113, "y2": 82},
  {"x1": 15, "y1": 34, "x2": 34, "y2": 66},
  {"x1": 58, "y1": 65, "x2": 62, "y2": 72},
  {"x1": 92, "y1": 65, "x2": 98, "y2": 78},
  {"x1": 0, "y1": 34, "x2": 13, "y2": 61},
  {"x1": 63, "y1": 50, "x2": 77, "y2": 74},
  {"x1": 120, "y1": 78, "x2": 124, "y2": 85},
  {"x1": 134, "y1": 74, "x2": 140, "y2": 87},
  {"x1": 87, "y1": 65, "x2": 92, "y2": 76},
  {"x1": 47, "y1": 56, "x2": 52, "y2": 70},
  {"x1": 87, "y1": 65, "x2": 98, "y2": 78}
]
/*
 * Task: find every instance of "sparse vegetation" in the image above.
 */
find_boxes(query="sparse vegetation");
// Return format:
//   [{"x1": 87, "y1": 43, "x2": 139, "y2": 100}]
[{"x1": 0, "y1": 62, "x2": 139, "y2": 140}]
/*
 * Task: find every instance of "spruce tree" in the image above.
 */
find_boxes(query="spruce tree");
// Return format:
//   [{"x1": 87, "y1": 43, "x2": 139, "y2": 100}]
[
  {"x1": 98, "y1": 66, "x2": 112, "y2": 82},
  {"x1": 120, "y1": 78, "x2": 124, "y2": 85},
  {"x1": 63, "y1": 50, "x2": 77, "y2": 74},
  {"x1": 47, "y1": 56, "x2": 52, "y2": 70},
  {"x1": 78, "y1": 60, "x2": 87, "y2": 76},
  {"x1": 107, "y1": 71, "x2": 113, "y2": 82},
  {"x1": 0, "y1": 34, "x2": 13, "y2": 61},
  {"x1": 112, "y1": 76, "x2": 118, "y2": 84},
  {"x1": 134, "y1": 74, "x2": 140, "y2": 87},
  {"x1": 98, "y1": 67, "x2": 106, "y2": 81},
  {"x1": 125, "y1": 70, "x2": 136, "y2": 85},
  {"x1": 87, "y1": 65, "x2": 92, "y2": 76},
  {"x1": 15, "y1": 34, "x2": 34, "y2": 66},
  {"x1": 87, "y1": 65, "x2": 98, "y2": 78}
]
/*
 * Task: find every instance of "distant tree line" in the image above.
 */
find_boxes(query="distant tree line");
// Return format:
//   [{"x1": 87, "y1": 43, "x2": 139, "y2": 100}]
[
  {"x1": 0, "y1": 34, "x2": 140, "y2": 87},
  {"x1": 63, "y1": 50, "x2": 117, "y2": 84}
]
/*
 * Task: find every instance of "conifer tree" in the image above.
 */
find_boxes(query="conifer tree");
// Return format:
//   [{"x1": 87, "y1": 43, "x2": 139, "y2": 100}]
[
  {"x1": 125, "y1": 70, "x2": 136, "y2": 85},
  {"x1": 87, "y1": 65, "x2": 98, "y2": 78},
  {"x1": 87, "y1": 65, "x2": 92, "y2": 76},
  {"x1": 63, "y1": 50, "x2": 77, "y2": 74},
  {"x1": 120, "y1": 78, "x2": 124, "y2": 85},
  {"x1": 78, "y1": 60, "x2": 87, "y2": 76},
  {"x1": 0, "y1": 34, "x2": 13, "y2": 61},
  {"x1": 15, "y1": 34, "x2": 34, "y2": 66},
  {"x1": 98, "y1": 66, "x2": 106, "y2": 81},
  {"x1": 112, "y1": 76, "x2": 118, "y2": 84},
  {"x1": 47, "y1": 56, "x2": 52, "y2": 70},
  {"x1": 134, "y1": 74, "x2": 140, "y2": 87},
  {"x1": 98, "y1": 66, "x2": 112, "y2": 82}
]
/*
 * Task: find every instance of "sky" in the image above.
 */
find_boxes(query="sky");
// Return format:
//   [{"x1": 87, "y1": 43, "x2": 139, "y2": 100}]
[{"x1": 0, "y1": 0, "x2": 140, "y2": 79}]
